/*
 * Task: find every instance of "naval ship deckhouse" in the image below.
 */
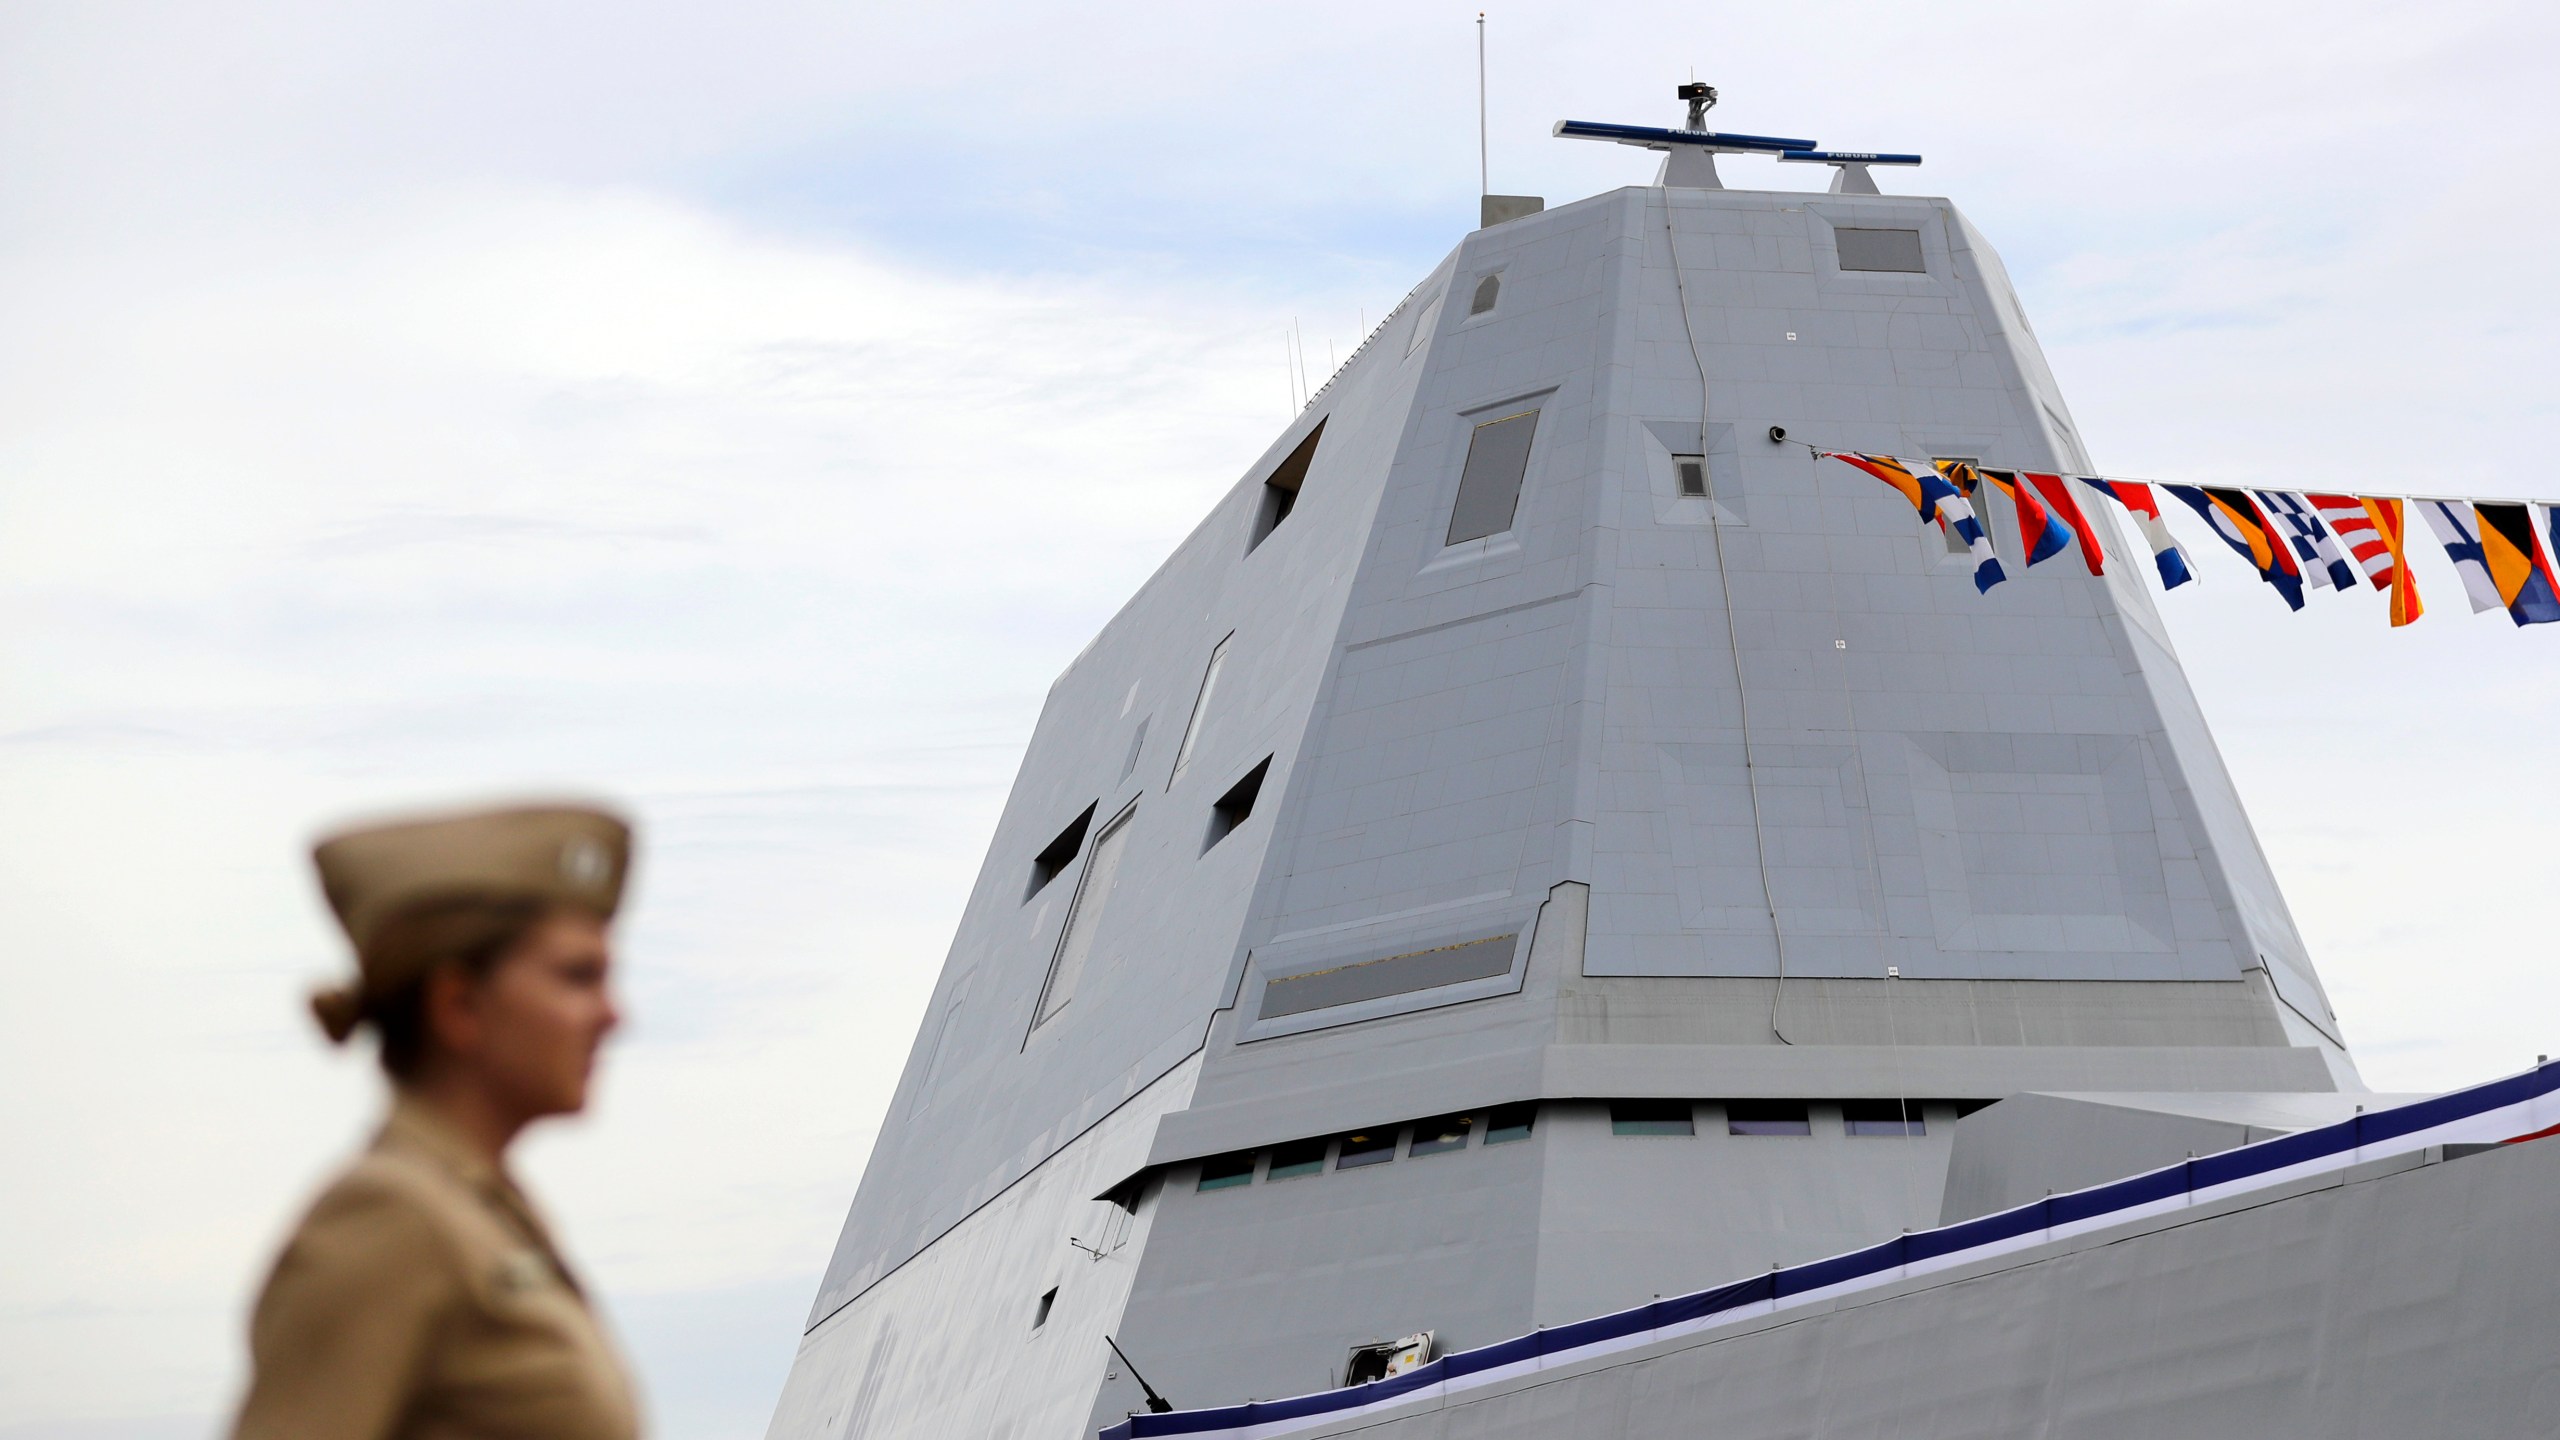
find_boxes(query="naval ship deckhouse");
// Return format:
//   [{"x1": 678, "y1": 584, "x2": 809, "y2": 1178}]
[{"x1": 756, "y1": 87, "x2": 2472, "y2": 1440}]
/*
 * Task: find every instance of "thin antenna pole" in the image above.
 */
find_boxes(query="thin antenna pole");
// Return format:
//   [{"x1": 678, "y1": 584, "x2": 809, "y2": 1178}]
[
  {"x1": 1476, "y1": 14, "x2": 1489, "y2": 195},
  {"x1": 1284, "y1": 330, "x2": 1298, "y2": 413},
  {"x1": 1293, "y1": 318, "x2": 1310, "y2": 403}
]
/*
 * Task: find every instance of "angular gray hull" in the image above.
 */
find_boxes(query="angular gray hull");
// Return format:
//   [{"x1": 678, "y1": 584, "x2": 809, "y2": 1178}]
[{"x1": 766, "y1": 180, "x2": 2374, "y2": 1440}]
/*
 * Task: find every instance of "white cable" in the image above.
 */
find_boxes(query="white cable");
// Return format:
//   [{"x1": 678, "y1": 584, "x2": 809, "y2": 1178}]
[{"x1": 1661, "y1": 191, "x2": 1793, "y2": 1045}]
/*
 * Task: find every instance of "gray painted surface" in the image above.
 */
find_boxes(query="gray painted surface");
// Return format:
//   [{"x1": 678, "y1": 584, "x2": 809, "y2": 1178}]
[
  {"x1": 1938, "y1": 1089, "x2": 2429, "y2": 1224},
  {"x1": 767, "y1": 171, "x2": 2366, "y2": 1440},
  {"x1": 1259, "y1": 933, "x2": 1522, "y2": 1018},
  {"x1": 1260, "y1": 1138, "x2": 2560, "y2": 1440}
]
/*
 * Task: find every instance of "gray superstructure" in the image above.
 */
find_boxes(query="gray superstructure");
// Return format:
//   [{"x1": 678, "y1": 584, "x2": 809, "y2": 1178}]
[{"x1": 764, "y1": 96, "x2": 2374, "y2": 1440}]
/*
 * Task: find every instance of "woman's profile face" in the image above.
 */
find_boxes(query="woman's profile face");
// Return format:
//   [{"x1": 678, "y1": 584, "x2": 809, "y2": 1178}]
[{"x1": 444, "y1": 910, "x2": 621, "y2": 1120}]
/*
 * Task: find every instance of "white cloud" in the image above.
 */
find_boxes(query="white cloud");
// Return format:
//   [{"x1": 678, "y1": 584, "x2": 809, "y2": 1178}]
[{"x1": 0, "y1": 177, "x2": 1307, "y2": 1431}]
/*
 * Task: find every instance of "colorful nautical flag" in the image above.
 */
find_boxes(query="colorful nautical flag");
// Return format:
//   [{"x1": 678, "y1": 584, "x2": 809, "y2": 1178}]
[
  {"x1": 2418, "y1": 499, "x2": 2506, "y2": 615},
  {"x1": 1976, "y1": 469, "x2": 2071, "y2": 569},
  {"x1": 2306, "y1": 493, "x2": 2423, "y2": 626},
  {"x1": 1825, "y1": 452, "x2": 2005, "y2": 592},
  {"x1": 2021, "y1": 472, "x2": 2104, "y2": 575},
  {"x1": 1825, "y1": 452, "x2": 1946, "y2": 521},
  {"x1": 2077, "y1": 477, "x2": 2193, "y2": 588},
  {"x1": 2255, "y1": 491, "x2": 2358, "y2": 591},
  {"x1": 2471, "y1": 501, "x2": 2560, "y2": 626},
  {"x1": 1928, "y1": 460, "x2": 2007, "y2": 592},
  {"x1": 2163, "y1": 485, "x2": 2305, "y2": 610}
]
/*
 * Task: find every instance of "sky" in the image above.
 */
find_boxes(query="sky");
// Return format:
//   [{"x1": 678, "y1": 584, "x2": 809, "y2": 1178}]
[{"x1": 4, "y1": 3, "x2": 2559, "y2": 1437}]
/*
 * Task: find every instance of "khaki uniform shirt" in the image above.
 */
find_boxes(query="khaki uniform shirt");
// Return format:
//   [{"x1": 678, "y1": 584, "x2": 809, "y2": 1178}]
[{"x1": 231, "y1": 1096, "x2": 640, "y2": 1440}]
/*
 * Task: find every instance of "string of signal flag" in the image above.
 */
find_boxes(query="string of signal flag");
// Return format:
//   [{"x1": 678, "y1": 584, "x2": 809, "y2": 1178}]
[{"x1": 1793, "y1": 446, "x2": 2560, "y2": 629}]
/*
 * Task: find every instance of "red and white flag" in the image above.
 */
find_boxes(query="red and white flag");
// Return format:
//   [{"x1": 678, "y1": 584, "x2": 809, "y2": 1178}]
[{"x1": 2306, "y1": 493, "x2": 2403, "y2": 588}]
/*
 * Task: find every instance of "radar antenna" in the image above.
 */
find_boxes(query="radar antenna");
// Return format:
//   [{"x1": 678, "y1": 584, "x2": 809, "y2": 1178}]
[
  {"x1": 1552, "y1": 82, "x2": 1919, "y2": 193},
  {"x1": 1679, "y1": 80, "x2": 1717, "y2": 131}
]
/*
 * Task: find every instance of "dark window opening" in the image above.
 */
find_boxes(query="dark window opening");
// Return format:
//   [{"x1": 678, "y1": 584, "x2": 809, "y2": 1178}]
[
  {"x1": 1950, "y1": 1098, "x2": 1997, "y2": 1120},
  {"x1": 1027, "y1": 803, "x2": 1096, "y2": 900},
  {"x1": 1469, "y1": 273, "x2": 1501, "y2": 315},
  {"x1": 1197, "y1": 1151, "x2": 1255, "y2": 1192},
  {"x1": 1445, "y1": 408, "x2": 1540, "y2": 545},
  {"x1": 1409, "y1": 1113, "x2": 1474, "y2": 1157},
  {"x1": 1836, "y1": 227, "x2": 1926, "y2": 273},
  {"x1": 1485, "y1": 1102, "x2": 1538, "y2": 1145},
  {"x1": 1033, "y1": 1287, "x2": 1057, "y2": 1328},
  {"x1": 1727, "y1": 1100, "x2": 1812, "y2": 1136},
  {"x1": 1675, "y1": 454, "x2": 1708, "y2": 498},
  {"x1": 1204, "y1": 756, "x2": 1272, "y2": 850},
  {"x1": 1335, "y1": 1129, "x2": 1398, "y2": 1169},
  {"x1": 1268, "y1": 1137, "x2": 1329, "y2": 1181},
  {"x1": 1249, "y1": 421, "x2": 1325, "y2": 551},
  {"x1": 1611, "y1": 1099, "x2": 1695, "y2": 1136},
  {"x1": 1843, "y1": 1100, "x2": 1924, "y2": 1136}
]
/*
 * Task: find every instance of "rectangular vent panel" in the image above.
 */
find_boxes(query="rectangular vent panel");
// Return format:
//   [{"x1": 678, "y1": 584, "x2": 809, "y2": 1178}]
[
  {"x1": 1836, "y1": 227, "x2": 1925, "y2": 273},
  {"x1": 1258, "y1": 933, "x2": 1518, "y2": 1018}
]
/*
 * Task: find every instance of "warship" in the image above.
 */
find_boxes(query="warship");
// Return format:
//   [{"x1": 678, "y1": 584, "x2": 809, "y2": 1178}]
[{"x1": 763, "y1": 87, "x2": 2560, "y2": 1439}]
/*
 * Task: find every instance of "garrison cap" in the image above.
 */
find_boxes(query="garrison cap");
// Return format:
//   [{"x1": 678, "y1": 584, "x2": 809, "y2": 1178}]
[{"x1": 308, "y1": 802, "x2": 633, "y2": 1041}]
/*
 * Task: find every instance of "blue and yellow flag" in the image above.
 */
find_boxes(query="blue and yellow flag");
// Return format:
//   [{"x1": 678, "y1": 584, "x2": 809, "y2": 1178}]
[
  {"x1": 2163, "y1": 485, "x2": 2305, "y2": 610},
  {"x1": 2471, "y1": 501, "x2": 2560, "y2": 626}
]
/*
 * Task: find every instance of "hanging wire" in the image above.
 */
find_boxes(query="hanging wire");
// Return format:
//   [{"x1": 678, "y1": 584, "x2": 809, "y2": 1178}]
[
  {"x1": 1663, "y1": 192, "x2": 1794, "y2": 1045},
  {"x1": 1778, "y1": 436, "x2": 2560, "y2": 509}
]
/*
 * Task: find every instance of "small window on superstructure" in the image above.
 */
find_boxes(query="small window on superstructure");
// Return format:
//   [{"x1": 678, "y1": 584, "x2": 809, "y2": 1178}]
[
  {"x1": 1197, "y1": 1151, "x2": 1256, "y2": 1191},
  {"x1": 1674, "y1": 454, "x2": 1709, "y2": 498},
  {"x1": 1727, "y1": 1100, "x2": 1812, "y2": 1136},
  {"x1": 1610, "y1": 1100, "x2": 1695, "y2": 1136},
  {"x1": 1169, "y1": 635, "x2": 1231, "y2": 784},
  {"x1": 1469, "y1": 273, "x2": 1501, "y2": 315},
  {"x1": 1026, "y1": 803, "x2": 1096, "y2": 900},
  {"x1": 1033, "y1": 1287, "x2": 1057, "y2": 1328},
  {"x1": 1203, "y1": 756, "x2": 1272, "y2": 850},
  {"x1": 1335, "y1": 1129, "x2": 1397, "y2": 1170},
  {"x1": 1249, "y1": 421, "x2": 1324, "y2": 552},
  {"x1": 1484, "y1": 1102, "x2": 1538, "y2": 1145},
  {"x1": 1842, "y1": 1101, "x2": 1924, "y2": 1136},
  {"x1": 1445, "y1": 408, "x2": 1540, "y2": 545},
  {"x1": 1408, "y1": 1113, "x2": 1474, "y2": 1157},
  {"x1": 1267, "y1": 1137, "x2": 1328, "y2": 1181}
]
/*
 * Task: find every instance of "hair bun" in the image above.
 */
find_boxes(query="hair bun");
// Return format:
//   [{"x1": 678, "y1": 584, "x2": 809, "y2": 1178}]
[{"x1": 309, "y1": 985, "x2": 365, "y2": 1044}]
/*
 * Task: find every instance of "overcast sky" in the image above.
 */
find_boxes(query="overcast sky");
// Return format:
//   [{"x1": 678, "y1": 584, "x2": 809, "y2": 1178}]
[{"x1": 6, "y1": 4, "x2": 2559, "y2": 1437}]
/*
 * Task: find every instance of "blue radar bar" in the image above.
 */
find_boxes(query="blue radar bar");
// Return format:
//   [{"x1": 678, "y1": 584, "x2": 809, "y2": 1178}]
[
  {"x1": 1780, "y1": 149, "x2": 1923, "y2": 166},
  {"x1": 1551, "y1": 119, "x2": 1819, "y2": 153}
]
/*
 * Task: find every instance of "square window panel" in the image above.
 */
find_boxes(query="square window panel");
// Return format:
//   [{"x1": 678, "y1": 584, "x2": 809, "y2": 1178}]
[
  {"x1": 1268, "y1": 1137, "x2": 1329, "y2": 1181},
  {"x1": 1610, "y1": 1100, "x2": 1695, "y2": 1136},
  {"x1": 1408, "y1": 1114, "x2": 1474, "y2": 1157},
  {"x1": 1484, "y1": 1102, "x2": 1538, "y2": 1145},
  {"x1": 1727, "y1": 1101, "x2": 1812, "y2": 1136},
  {"x1": 1335, "y1": 1129, "x2": 1398, "y2": 1169},
  {"x1": 1842, "y1": 1101, "x2": 1924, "y2": 1136},
  {"x1": 1197, "y1": 1152, "x2": 1256, "y2": 1191}
]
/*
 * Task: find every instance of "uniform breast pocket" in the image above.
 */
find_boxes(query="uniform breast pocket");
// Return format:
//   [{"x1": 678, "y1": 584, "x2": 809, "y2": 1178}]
[
  {"x1": 455, "y1": 1250, "x2": 630, "y2": 1437},
  {"x1": 489, "y1": 1249, "x2": 556, "y2": 1301}
]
